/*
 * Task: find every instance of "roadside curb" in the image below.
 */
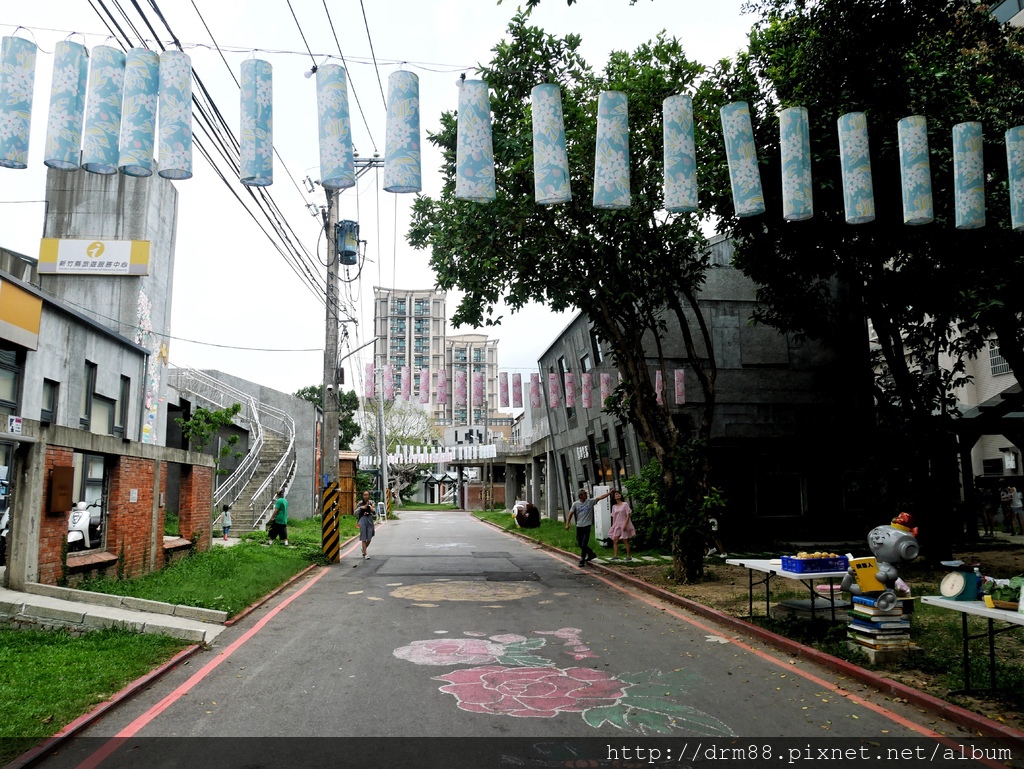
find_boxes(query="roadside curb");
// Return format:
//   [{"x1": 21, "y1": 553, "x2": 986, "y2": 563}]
[
  {"x1": 479, "y1": 516, "x2": 1024, "y2": 742},
  {"x1": 225, "y1": 563, "x2": 320, "y2": 626},
  {"x1": 3, "y1": 644, "x2": 203, "y2": 769}
]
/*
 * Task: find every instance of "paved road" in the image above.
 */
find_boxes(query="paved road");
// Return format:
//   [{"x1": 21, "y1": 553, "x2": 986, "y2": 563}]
[{"x1": 34, "y1": 511, "x2": 1008, "y2": 767}]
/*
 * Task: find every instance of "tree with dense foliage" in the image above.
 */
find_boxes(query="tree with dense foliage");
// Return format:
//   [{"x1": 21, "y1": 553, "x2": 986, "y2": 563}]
[
  {"x1": 175, "y1": 404, "x2": 244, "y2": 476},
  {"x1": 698, "y1": 0, "x2": 1024, "y2": 551},
  {"x1": 294, "y1": 384, "x2": 362, "y2": 451},
  {"x1": 409, "y1": 14, "x2": 729, "y2": 581}
]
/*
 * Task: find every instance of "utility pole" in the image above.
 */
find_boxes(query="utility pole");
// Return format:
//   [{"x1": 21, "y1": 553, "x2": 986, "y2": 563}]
[
  {"x1": 376, "y1": 355, "x2": 390, "y2": 515},
  {"x1": 321, "y1": 188, "x2": 341, "y2": 563}
]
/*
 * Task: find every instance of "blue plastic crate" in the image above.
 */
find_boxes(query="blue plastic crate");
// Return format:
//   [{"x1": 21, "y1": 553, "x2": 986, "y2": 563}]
[{"x1": 781, "y1": 555, "x2": 849, "y2": 573}]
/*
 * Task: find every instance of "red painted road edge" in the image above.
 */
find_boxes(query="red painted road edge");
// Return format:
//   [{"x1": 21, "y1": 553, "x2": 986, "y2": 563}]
[{"x1": 481, "y1": 516, "x2": 1024, "y2": 743}]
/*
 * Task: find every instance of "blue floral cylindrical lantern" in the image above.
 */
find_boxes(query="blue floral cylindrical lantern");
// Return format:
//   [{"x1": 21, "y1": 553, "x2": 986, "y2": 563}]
[
  {"x1": 240, "y1": 59, "x2": 273, "y2": 187},
  {"x1": 0, "y1": 36, "x2": 38, "y2": 169},
  {"x1": 593, "y1": 91, "x2": 630, "y2": 209},
  {"x1": 897, "y1": 116, "x2": 933, "y2": 226},
  {"x1": 383, "y1": 70, "x2": 421, "y2": 193},
  {"x1": 953, "y1": 121, "x2": 985, "y2": 230},
  {"x1": 44, "y1": 40, "x2": 88, "y2": 170},
  {"x1": 158, "y1": 50, "x2": 193, "y2": 180},
  {"x1": 663, "y1": 94, "x2": 697, "y2": 213},
  {"x1": 81, "y1": 46, "x2": 126, "y2": 175},
  {"x1": 532, "y1": 83, "x2": 571, "y2": 205},
  {"x1": 837, "y1": 112, "x2": 875, "y2": 224},
  {"x1": 720, "y1": 101, "x2": 765, "y2": 218},
  {"x1": 780, "y1": 106, "x2": 812, "y2": 221},
  {"x1": 1006, "y1": 126, "x2": 1024, "y2": 232},
  {"x1": 317, "y1": 64, "x2": 354, "y2": 190},
  {"x1": 118, "y1": 48, "x2": 159, "y2": 177},
  {"x1": 455, "y1": 79, "x2": 495, "y2": 202}
]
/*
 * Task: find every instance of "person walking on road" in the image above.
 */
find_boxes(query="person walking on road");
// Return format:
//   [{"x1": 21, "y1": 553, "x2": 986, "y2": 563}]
[
  {"x1": 355, "y1": 490, "x2": 376, "y2": 559},
  {"x1": 608, "y1": 489, "x2": 636, "y2": 561},
  {"x1": 267, "y1": 489, "x2": 289, "y2": 545},
  {"x1": 565, "y1": 487, "x2": 613, "y2": 567}
]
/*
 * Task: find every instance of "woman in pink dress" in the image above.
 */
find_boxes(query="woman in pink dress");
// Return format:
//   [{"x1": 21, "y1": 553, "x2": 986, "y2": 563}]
[{"x1": 608, "y1": 489, "x2": 637, "y2": 561}]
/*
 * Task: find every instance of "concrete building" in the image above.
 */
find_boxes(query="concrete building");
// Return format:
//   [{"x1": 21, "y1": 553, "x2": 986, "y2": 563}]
[
  {"x1": 372, "y1": 287, "x2": 447, "y2": 422},
  {"x1": 0, "y1": 257, "x2": 214, "y2": 589},
  {"x1": 532, "y1": 235, "x2": 872, "y2": 540}
]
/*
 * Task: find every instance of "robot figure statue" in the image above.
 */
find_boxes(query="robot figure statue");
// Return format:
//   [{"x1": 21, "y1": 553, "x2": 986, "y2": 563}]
[{"x1": 840, "y1": 512, "x2": 919, "y2": 611}]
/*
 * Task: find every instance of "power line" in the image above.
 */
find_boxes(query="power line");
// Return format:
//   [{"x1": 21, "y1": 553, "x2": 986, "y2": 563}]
[
  {"x1": 0, "y1": 21, "x2": 474, "y2": 72},
  {"x1": 285, "y1": 0, "x2": 318, "y2": 71},
  {"x1": 320, "y1": 0, "x2": 378, "y2": 153},
  {"x1": 358, "y1": 0, "x2": 388, "y2": 111}
]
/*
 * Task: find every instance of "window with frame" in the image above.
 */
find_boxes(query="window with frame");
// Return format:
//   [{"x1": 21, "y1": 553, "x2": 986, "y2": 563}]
[
  {"x1": 557, "y1": 356, "x2": 575, "y2": 420},
  {"x1": 0, "y1": 344, "x2": 21, "y2": 418},
  {"x1": 41, "y1": 379, "x2": 59, "y2": 423},
  {"x1": 115, "y1": 376, "x2": 130, "y2": 437},
  {"x1": 589, "y1": 327, "x2": 604, "y2": 364},
  {"x1": 80, "y1": 361, "x2": 97, "y2": 429},
  {"x1": 91, "y1": 395, "x2": 115, "y2": 436},
  {"x1": 990, "y1": 339, "x2": 1011, "y2": 376},
  {"x1": 580, "y1": 353, "x2": 592, "y2": 373}
]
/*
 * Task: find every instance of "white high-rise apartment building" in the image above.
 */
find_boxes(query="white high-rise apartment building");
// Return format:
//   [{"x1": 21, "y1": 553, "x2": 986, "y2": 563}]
[
  {"x1": 446, "y1": 334, "x2": 500, "y2": 426},
  {"x1": 373, "y1": 287, "x2": 447, "y2": 421}
]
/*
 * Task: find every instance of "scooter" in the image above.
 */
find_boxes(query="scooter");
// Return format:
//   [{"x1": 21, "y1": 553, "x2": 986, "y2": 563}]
[
  {"x1": 67, "y1": 501, "x2": 103, "y2": 551},
  {"x1": 0, "y1": 505, "x2": 9, "y2": 567}
]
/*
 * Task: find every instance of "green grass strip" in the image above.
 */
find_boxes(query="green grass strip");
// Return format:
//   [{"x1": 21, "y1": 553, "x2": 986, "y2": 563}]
[{"x1": 0, "y1": 628, "x2": 186, "y2": 753}]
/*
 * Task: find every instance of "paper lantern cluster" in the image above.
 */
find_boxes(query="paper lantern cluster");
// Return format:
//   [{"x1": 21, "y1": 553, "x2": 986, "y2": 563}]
[
  {"x1": 358, "y1": 364, "x2": 687, "y2": 413},
  {"x1": 0, "y1": 37, "x2": 193, "y2": 179},
  {"x1": 5, "y1": 34, "x2": 1021, "y2": 230}
]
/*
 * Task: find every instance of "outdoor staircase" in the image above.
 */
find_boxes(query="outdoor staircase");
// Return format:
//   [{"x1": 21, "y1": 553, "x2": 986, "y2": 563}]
[
  {"x1": 223, "y1": 434, "x2": 293, "y2": 530},
  {"x1": 167, "y1": 366, "x2": 296, "y2": 531}
]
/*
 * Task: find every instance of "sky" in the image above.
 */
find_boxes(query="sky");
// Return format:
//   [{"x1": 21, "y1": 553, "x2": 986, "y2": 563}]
[{"x1": 0, "y1": 0, "x2": 755, "y2": 399}]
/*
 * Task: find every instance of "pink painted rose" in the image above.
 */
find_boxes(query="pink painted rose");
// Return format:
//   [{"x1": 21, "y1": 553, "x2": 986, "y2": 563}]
[
  {"x1": 393, "y1": 638, "x2": 506, "y2": 666},
  {"x1": 434, "y1": 666, "x2": 628, "y2": 717}
]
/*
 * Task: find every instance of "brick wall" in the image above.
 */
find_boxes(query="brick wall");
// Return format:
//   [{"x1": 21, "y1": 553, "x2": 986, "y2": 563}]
[
  {"x1": 106, "y1": 456, "x2": 157, "y2": 579},
  {"x1": 178, "y1": 464, "x2": 213, "y2": 552},
  {"x1": 38, "y1": 447, "x2": 74, "y2": 585},
  {"x1": 463, "y1": 483, "x2": 506, "y2": 511}
]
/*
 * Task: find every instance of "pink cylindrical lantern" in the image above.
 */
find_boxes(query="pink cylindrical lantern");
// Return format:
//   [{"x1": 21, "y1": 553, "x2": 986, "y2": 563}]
[
  {"x1": 675, "y1": 369, "x2": 686, "y2": 405},
  {"x1": 512, "y1": 373, "x2": 523, "y2": 408},
  {"x1": 383, "y1": 365, "x2": 395, "y2": 401},
  {"x1": 582, "y1": 373, "x2": 593, "y2": 408},
  {"x1": 455, "y1": 370, "x2": 467, "y2": 408},
  {"x1": 530, "y1": 374, "x2": 541, "y2": 409},
  {"x1": 472, "y1": 371, "x2": 485, "y2": 408},
  {"x1": 437, "y1": 369, "x2": 448, "y2": 404},
  {"x1": 401, "y1": 366, "x2": 411, "y2": 400},
  {"x1": 548, "y1": 372, "x2": 561, "y2": 408},
  {"x1": 499, "y1": 372, "x2": 509, "y2": 408},
  {"x1": 419, "y1": 367, "x2": 430, "y2": 404},
  {"x1": 365, "y1": 363, "x2": 375, "y2": 399},
  {"x1": 655, "y1": 370, "x2": 663, "y2": 405},
  {"x1": 600, "y1": 373, "x2": 612, "y2": 405},
  {"x1": 565, "y1": 372, "x2": 576, "y2": 408}
]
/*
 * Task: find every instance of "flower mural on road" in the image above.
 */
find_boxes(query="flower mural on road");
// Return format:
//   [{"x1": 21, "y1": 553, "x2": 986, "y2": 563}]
[
  {"x1": 436, "y1": 665, "x2": 627, "y2": 718},
  {"x1": 392, "y1": 628, "x2": 734, "y2": 736}
]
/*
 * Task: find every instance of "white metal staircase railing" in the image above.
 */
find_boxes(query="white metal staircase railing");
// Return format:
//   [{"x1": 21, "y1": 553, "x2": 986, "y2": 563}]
[{"x1": 167, "y1": 366, "x2": 296, "y2": 528}]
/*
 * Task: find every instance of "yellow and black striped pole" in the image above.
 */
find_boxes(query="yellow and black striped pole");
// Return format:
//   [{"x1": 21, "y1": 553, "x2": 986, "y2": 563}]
[
  {"x1": 321, "y1": 481, "x2": 340, "y2": 563},
  {"x1": 385, "y1": 487, "x2": 393, "y2": 519}
]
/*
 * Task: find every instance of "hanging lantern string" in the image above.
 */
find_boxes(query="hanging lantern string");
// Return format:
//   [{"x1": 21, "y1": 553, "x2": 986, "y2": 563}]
[{"x1": 10, "y1": 25, "x2": 47, "y2": 52}]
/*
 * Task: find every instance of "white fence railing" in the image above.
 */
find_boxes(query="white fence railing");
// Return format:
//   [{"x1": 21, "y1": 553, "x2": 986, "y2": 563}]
[{"x1": 168, "y1": 366, "x2": 295, "y2": 528}]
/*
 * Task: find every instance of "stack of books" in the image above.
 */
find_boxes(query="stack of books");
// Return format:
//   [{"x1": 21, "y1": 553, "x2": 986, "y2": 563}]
[{"x1": 847, "y1": 595, "x2": 912, "y2": 650}]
